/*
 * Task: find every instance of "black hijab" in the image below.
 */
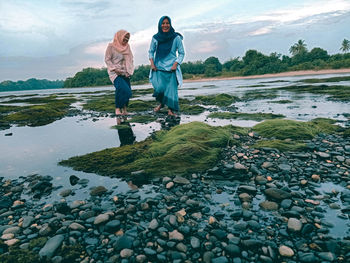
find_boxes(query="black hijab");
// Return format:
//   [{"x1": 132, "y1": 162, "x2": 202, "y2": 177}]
[{"x1": 153, "y1": 16, "x2": 182, "y2": 60}]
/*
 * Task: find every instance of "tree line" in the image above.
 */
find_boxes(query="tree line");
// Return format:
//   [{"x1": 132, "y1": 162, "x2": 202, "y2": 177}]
[
  {"x1": 0, "y1": 78, "x2": 63, "y2": 92},
  {"x1": 1, "y1": 39, "x2": 349, "y2": 91},
  {"x1": 63, "y1": 38, "x2": 350, "y2": 88}
]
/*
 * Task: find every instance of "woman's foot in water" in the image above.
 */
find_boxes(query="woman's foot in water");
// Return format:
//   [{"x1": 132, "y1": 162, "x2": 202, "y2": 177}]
[
  {"x1": 122, "y1": 106, "x2": 128, "y2": 115},
  {"x1": 168, "y1": 109, "x2": 176, "y2": 116},
  {"x1": 154, "y1": 104, "x2": 162, "y2": 112},
  {"x1": 115, "y1": 108, "x2": 122, "y2": 115}
]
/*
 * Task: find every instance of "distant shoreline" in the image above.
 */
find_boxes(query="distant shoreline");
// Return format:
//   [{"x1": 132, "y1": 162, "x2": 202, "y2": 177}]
[{"x1": 183, "y1": 68, "x2": 350, "y2": 83}]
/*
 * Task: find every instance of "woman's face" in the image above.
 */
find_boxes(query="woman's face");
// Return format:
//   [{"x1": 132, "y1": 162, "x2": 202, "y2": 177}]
[
  {"x1": 122, "y1": 33, "x2": 130, "y2": 46},
  {"x1": 161, "y1": 18, "x2": 170, "y2": 33}
]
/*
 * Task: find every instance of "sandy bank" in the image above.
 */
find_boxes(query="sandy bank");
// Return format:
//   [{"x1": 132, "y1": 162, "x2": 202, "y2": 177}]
[{"x1": 183, "y1": 68, "x2": 350, "y2": 83}]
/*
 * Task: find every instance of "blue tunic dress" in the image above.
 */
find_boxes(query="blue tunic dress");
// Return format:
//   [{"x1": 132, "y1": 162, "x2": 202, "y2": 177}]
[{"x1": 148, "y1": 35, "x2": 185, "y2": 111}]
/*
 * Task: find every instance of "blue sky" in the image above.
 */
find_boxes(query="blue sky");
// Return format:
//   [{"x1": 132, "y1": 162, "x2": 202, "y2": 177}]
[{"x1": 1, "y1": 0, "x2": 349, "y2": 82}]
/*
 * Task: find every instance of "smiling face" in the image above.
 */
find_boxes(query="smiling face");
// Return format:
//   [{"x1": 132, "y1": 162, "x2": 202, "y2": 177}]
[
  {"x1": 161, "y1": 18, "x2": 170, "y2": 33},
  {"x1": 122, "y1": 33, "x2": 130, "y2": 46}
]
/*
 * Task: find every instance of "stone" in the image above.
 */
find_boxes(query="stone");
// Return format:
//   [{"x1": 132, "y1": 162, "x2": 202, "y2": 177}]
[
  {"x1": 148, "y1": 219, "x2": 159, "y2": 230},
  {"x1": 169, "y1": 230, "x2": 184, "y2": 241},
  {"x1": 259, "y1": 201, "x2": 279, "y2": 210},
  {"x1": 288, "y1": 218, "x2": 302, "y2": 232},
  {"x1": 173, "y1": 176, "x2": 190, "y2": 184},
  {"x1": 94, "y1": 213, "x2": 110, "y2": 225},
  {"x1": 59, "y1": 189, "x2": 72, "y2": 197},
  {"x1": 69, "y1": 223, "x2": 85, "y2": 231},
  {"x1": 90, "y1": 186, "x2": 107, "y2": 196},
  {"x1": 39, "y1": 234, "x2": 64, "y2": 259},
  {"x1": 120, "y1": 248, "x2": 134, "y2": 258},
  {"x1": 265, "y1": 188, "x2": 292, "y2": 200},
  {"x1": 279, "y1": 245, "x2": 294, "y2": 257}
]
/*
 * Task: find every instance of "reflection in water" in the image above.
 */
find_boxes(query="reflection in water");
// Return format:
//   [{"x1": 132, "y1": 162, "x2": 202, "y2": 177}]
[{"x1": 116, "y1": 117, "x2": 136, "y2": 146}]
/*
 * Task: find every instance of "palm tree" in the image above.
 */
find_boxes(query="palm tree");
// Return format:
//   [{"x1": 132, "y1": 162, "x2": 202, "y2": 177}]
[
  {"x1": 289, "y1": 39, "x2": 307, "y2": 56},
  {"x1": 340, "y1": 39, "x2": 350, "y2": 53}
]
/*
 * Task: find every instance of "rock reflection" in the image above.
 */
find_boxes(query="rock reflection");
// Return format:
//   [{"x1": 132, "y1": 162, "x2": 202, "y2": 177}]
[{"x1": 116, "y1": 117, "x2": 136, "y2": 146}]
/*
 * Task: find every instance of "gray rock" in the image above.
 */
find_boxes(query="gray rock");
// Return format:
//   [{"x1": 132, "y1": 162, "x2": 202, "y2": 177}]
[
  {"x1": 22, "y1": 216, "x2": 34, "y2": 228},
  {"x1": 173, "y1": 176, "x2": 190, "y2": 184},
  {"x1": 259, "y1": 201, "x2": 279, "y2": 210},
  {"x1": 288, "y1": 218, "x2": 302, "y2": 232},
  {"x1": 190, "y1": 236, "x2": 200, "y2": 249},
  {"x1": 148, "y1": 219, "x2": 159, "y2": 230},
  {"x1": 265, "y1": 188, "x2": 292, "y2": 200},
  {"x1": 39, "y1": 234, "x2": 64, "y2": 259}
]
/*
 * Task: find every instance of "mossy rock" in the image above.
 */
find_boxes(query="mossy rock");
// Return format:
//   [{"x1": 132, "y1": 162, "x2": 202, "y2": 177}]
[
  {"x1": 253, "y1": 119, "x2": 340, "y2": 140},
  {"x1": 128, "y1": 100, "x2": 156, "y2": 112},
  {"x1": 0, "y1": 105, "x2": 22, "y2": 114},
  {"x1": 208, "y1": 112, "x2": 284, "y2": 121},
  {"x1": 29, "y1": 237, "x2": 47, "y2": 249},
  {"x1": 252, "y1": 139, "x2": 307, "y2": 152},
  {"x1": 180, "y1": 104, "x2": 206, "y2": 115},
  {"x1": 83, "y1": 96, "x2": 115, "y2": 112},
  {"x1": 241, "y1": 90, "x2": 278, "y2": 101},
  {"x1": 128, "y1": 115, "x2": 157, "y2": 123},
  {"x1": 299, "y1": 76, "x2": 350, "y2": 83},
  {"x1": 4, "y1": 99, "x2": 75, "y2": 127},
  {"x1": 343, "y1": 127, "x2": 350, "y2": 138},
  {"x1": 0, "y1": 247, "x2": 41, "y2": 263},
  {"x1": 60, "y1": 122, "x2": 236, "y2": 177},
  {"x1": 268, "y1": 100, "x2": 293, "y2": 104},
  {"x1": 277, "y1": 84, "x2": 350, "y2": 102},
  {"x1": 133, "y1": 88, "x2": 154, "y2": 96},
  {"x1": 194, "y1": 94, "x2": 239, "y2": 106}
]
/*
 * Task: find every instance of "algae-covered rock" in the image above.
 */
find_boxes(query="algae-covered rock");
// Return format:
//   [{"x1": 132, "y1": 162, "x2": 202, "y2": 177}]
[
  {"x1": 252, "y1": 139, "x2": 307, "y2": 152},
  {"x1": 194, "y1": 94, "x2": 239, "y2": 106},
  {"x1": 208, "y1": 112, "x2": 284, "y2": 121},
  {"x1": 253, "y1": 119, "x2": 340, "y2": 140},
  {"x1": 59, "y1": 122, "x2": 236, "y2": 177},
  {"x1": 4, "y1": 98, "x2": 76, "y2": 127}
]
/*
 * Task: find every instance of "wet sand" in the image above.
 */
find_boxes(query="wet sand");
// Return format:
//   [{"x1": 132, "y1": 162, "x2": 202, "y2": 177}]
[{"x1": 184, "y1": 68, "x2": 350, "y2": 83}]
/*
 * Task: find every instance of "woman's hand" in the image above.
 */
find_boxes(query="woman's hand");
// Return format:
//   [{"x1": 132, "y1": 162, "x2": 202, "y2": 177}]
[
  {"x1": 150, "y1": 59, "x2": 157, "y2": 71},
  {"x1": 171, "y1": 62, "x2": 178, "y2": 71}
]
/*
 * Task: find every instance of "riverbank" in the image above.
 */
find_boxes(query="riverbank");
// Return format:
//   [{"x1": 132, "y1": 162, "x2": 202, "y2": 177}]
[
  {"x1": 183, "y1": 68, "x2": 350, "y2": 83},
  {"x1": 0, "y1": 129, "x2": 349, "y2": 262}
]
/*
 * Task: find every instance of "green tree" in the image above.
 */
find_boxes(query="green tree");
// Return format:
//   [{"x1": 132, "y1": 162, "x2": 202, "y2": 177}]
[
  {"x1": 289, "y1": 39, "x2": 307, "y2": 56},
  {"x1": 340, "y1": 39, "x2": 350, "y2": 53},
  {"x1": 308, "y1": 47, "x2": 329, "y2": 61},
  {"x1": 204, "y1": 57, "x2": 222, "y2": 72}
]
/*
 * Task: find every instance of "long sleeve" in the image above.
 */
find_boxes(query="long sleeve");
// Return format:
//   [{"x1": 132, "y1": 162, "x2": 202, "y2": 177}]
[
  {"x1": 148, "y1": 37, "x2": 157, "y2": 60},
  {"x1": 175, "y1": 37, "x2": 185, "y2": 64}
]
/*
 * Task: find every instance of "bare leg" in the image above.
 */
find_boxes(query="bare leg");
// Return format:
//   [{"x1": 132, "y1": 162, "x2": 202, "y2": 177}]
[
  {"x1": 122, "y1": 106, "x2": 128, "y2": 115},
  {"x1": 115, "y1": 108, "x2": 122, "y2": 115},
  {"x1": 154, "y1": 104, "x2": 163, "y2": 112},
  {"x1": 168, "y1": 109, "x2": 176, "y2": 116}
]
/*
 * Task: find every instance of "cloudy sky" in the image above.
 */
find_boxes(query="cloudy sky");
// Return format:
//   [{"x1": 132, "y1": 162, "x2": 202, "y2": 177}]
[{"x1": 1, "y1": 0, "x2": 349, "y2": 82}]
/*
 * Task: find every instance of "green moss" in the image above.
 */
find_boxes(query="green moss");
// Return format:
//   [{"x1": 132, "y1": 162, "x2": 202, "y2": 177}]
[
  {"x1": 208, "y1": 112, "x2": 284, "y2": 121},
  {"x1": 343, "y1": 127, "x2": 350, "y2": 138},
  {"x1": 60, "y1": 244, "x2": 84, "y2": 263},
  {"x1": 83, "y1": 94, "x2": 115, "y2": 112},
  {"x1": 0, "y1": 105, "x2": 22, "y2": 114},
  {"x1": 4, "y1": 98, "x2": 76, "y2": 127},
  {"x1": 252, "y1": 139, "x2": 307, "y2": 152},
  {"x1": 60, "y1": 122, "x2": 236, "y2": 177},
  {"x1": 128, "y1": 100, "x2": 156, "y2": 112},
  {"x1": 241, "y1": 90, "x2": 278, "y2": 101},
  {"x1": 0, "y1": 248, "x2": 41, "y2": 263},
  {"x1": 133, "y1": 88, "x2": 154, "y2": 96},
  {"x1": 3, "y1": 95, "x2": 61, "y2": 104},
  {"x1": 29, "y1": 237, "x2": 47, "y2": 249},
  {"x1": 194, "y1": 94, "x2": 239, "y2": 106},
  {"x1": 128, "y1": 115, "x2": 157, "y2": 123},
  {"x1": 180, "y1": 104, "x2": 206, "y2": 115},
  {"x1": 253, "y1": 119, "x2": 340, "y2": 140},
  {"x1": 299, "y1": 76, "x2": 350, "y2": 83},
  {"x1": 277, "y1": 85, "x2": 350, "y2": 102},
  {"x1": 268, "y1": 100, "x2": 293, "y2": 104}
]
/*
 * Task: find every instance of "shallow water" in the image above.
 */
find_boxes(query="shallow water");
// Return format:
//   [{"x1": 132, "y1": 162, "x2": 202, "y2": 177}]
[{"x1": 1, "y1": 73, "x2": 349, "y2": 237}]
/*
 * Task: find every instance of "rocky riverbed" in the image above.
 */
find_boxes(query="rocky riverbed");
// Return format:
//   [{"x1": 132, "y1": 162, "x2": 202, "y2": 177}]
[{"x1": 1, "y1": 130, "x2": 349, "y2": 262}]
